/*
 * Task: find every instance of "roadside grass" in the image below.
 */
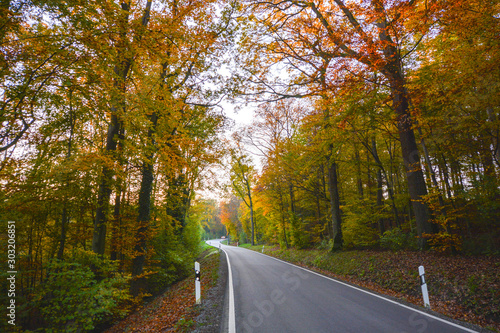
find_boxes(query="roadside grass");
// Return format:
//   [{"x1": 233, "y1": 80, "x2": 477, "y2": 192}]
[
  {"x1": 238, "y1": 243, "x2": 263, "y2": 251},
  {"x1": 236, "y1": 243, "x2": 500, "y2": 332}
]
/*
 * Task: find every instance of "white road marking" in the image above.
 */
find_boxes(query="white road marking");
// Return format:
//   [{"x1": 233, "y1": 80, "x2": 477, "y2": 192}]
[
  {"x1": 207, "y1": 240, "x2": 236, "y2": 333},
  {"x1": 249, "y1": 249, "x2": 479, "y2": 333},
  {"x1": 224, "y1": 246, "x2": 236, "y2": 333}
]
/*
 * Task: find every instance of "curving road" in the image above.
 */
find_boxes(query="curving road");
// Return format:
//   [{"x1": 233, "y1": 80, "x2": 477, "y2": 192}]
[{"x1": 207, "y1": 240, "x2": 479, "y2": 333}]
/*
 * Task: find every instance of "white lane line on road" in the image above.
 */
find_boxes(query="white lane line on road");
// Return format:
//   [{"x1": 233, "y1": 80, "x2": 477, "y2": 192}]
[
  {"x1": 208, "y1": 241, "x2": 236, "y2": 333},
  {"x1": 246, "y1": 248, "x2": 479, "y2": 333},
  {"x1": 224, "y1": 246, "x2": 236, "y2": 333}
]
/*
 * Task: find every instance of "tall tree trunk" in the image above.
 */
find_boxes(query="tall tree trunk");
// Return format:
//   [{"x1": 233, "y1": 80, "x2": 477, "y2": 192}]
[
  {"x1": 110, "y1": 189, "x2": 122, "y2": 262},
  {"x1": 439, "y1": 153, "x2": 453, "y2": 199},
  {"x1": 245, "y1": 175, "x2": 255, "y2": 246},
  {"x1": 131, "y1": 111, "x2": 157, "y2": 296},
  {"x1": 277, "y1": 187, "x2": 289, "y2": 248},
  {"x1": 57, "y1": 208, "x2": 68, "y2": 260},
  {"x1": 327, "y1": 154, "x2": 342, "y2": 251},
  {"x1": 417, "y1": 125, "x2": 446, "y2": 233},
  {"x1": 354, "y1": 143, "x2": 364, "y2": 198},
  {"x1": 249, "y1": 194, "x2": 255, "y2": 246},
  {"x1": 92, "y1": 3, "x2": 130, "y2": 255},
  {"x1": 376, "y1": 169, "x2": 386, "y2": 235},
  {"x1": 92, "y1": 1, "x2": 152, "y2": 255},
  {"x1": 373, "y1": 0, "x2": 434, "y2": 249},
  {"x1": 93, "y1": 109, "x2": 122, "y2": 254},
  {"x1": 369, "y1": 138, "x2": 399, "y2": 228},
  {"x1": 393, "y1": 85, "x2": 433, "y2": 249},
  {"x1": 367, "y1": 148, "x2": 373, "y2": 197},
  {"x1": 111, "y1": 127, "x2": 125, "y2": 262},
  {"x1": 57, "y1": 89, "x2": 74, "y2": 260},
  {"x1": 486, "y1": 107, "x2": 500, "y2": 168}
]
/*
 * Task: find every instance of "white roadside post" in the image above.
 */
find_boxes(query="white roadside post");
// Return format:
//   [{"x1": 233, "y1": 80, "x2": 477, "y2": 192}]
[
  {"x1": 262, "y1": 245, "x2": 264, "y2": 253},
  {"x1": 419, "y1": 265, "x2": 430, "y2": 308},
  {"x1": 195, "y1": 261, "x2": 201, "y2": 304}
]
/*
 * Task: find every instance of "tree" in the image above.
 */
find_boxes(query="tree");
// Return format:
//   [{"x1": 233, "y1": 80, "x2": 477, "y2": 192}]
[
  {"x1": 229, "y1": 137, "x2": 257, "y2": 245},
  {"x1": 241, "y1": 0, "x2": 437, "y2": 248},
  {"x1": 220, "y1": 195, "x2": 243, "y2": 241},
  {"x1": 93, "y1": 1, "x2": 153, "y2": 256},
  {"x1": 0, "y1": 0, "x2": 235, "y2": 328}
]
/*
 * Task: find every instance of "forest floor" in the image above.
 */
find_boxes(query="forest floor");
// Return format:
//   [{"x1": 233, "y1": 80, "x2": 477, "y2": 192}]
[
  {"x1": 239, "y1": 244, "x2": 500, "y2": 332},
  {"x1": 103, "y1": 246, "x2": 226, "y2": 333}
]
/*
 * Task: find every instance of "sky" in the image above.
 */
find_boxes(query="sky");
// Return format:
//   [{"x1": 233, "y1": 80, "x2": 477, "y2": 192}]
[{"x1": 195, "y1": 100, "x2": 257, "y2": 202}]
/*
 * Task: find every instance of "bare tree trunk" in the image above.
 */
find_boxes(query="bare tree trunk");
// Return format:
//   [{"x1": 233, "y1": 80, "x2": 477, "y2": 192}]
[
  {"x1": 354, "y1": 143, "x2": 364, "y2": 198},
  {"x1": 111, "y1": 127, "x2": 126, "y2": 262},
  {"x1": 372, "y1": 0, "x2": 434, "y2": 249},
  {"x1": 376, "y1": 169, "x2": 386, "y2": 235},
  {"x1": 131, "y1": 131, "x2": 155, "y2": 296},
  {"x1": 57, "y1": 88, "x2": 75, "y2": 260},
  {"x1": 368, "y1": 138, "x2": 399, "y2": 228},
  {"x1": 327, "y1": 154, "x2": 342, "y2": 251}
]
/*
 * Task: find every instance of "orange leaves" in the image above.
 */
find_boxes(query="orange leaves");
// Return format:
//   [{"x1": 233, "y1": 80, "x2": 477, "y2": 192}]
[
  {"x1": 105, "y1": 276, "x2": 195, "y2": 332},
  {"x1": 105, "y1": 250, "x2": 220, "y2": 333}
]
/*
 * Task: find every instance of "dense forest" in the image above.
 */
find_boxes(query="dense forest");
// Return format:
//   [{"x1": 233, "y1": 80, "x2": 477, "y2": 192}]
[
  {"x1": 223, "y1": 0, "x2": 499, "y2": 253},
  {"x1": 1, "y1": 0, "x2": 499, "y2": 332}
]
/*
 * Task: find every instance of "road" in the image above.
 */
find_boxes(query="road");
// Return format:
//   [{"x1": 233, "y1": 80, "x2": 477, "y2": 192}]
[{"x1": 207, "y1": 239, "x2": 479, "y2": 333}]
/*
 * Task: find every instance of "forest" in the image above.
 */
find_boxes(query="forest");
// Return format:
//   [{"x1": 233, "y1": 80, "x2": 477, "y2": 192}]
[{"x1": 0, "y1": 0, "x2": 499, "y2": 332}]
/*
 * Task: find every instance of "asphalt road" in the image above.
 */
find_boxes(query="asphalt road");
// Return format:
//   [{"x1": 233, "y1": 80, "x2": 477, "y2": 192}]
[{"x1": 207, "y1": 239, "x2": 479, "y2": 333}]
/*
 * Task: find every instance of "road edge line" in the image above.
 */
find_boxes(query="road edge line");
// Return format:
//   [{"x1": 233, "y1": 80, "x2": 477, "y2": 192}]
[
  {"x1": 221, "y1": 246, "x2": 236, "y2": 333},
  {"x1": 250, "y1": 248, "x2": 479, "y2": 333}
]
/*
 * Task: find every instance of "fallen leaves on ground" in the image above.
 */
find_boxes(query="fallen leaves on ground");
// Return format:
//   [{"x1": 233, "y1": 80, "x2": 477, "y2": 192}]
[{"x1": 104, "y1": 249, "x2": 220, "y2": 333}]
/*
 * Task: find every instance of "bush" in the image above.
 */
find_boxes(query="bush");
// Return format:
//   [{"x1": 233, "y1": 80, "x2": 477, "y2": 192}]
[
  {"x1": 148, "y1": 216, "x2": 202, "y2": 295},
  {"x1": 35, "y1": 250, "x2": 130, "y2": 332},
  {"x1": 290, "y1": 213, "x2": 310, "y2": 249},
  {"x1": 342, "y1": 198, "x2": 381, "y2": 248},
  {"x1": 317, "y1": 239, "x2": 333, "y2": 250},
  {"x1": 380, "y1": 228, "x2": 418, "y2": 251}
]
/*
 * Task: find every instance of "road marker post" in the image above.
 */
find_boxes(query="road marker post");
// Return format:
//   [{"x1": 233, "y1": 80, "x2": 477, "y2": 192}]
[
  {"x1": 195, "y1": 261, "x2": 201, "y2": 304},
  {"x1": 419, "y1": 265, "x2": 430, "y2": 308},
  {"x1": 262, "y1": 245, "x2": 264, "y2": 253}
]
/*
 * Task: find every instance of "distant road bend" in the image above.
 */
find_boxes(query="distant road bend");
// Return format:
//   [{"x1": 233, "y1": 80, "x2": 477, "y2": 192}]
[{"x1": 207, "y1": 239, "x2": 480, "y2": 333}]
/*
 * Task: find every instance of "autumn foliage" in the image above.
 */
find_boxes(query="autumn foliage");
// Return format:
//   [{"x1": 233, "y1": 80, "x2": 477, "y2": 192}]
[
  {"x1": 0, "y1": 0, "x2": 499, "y2": 331},
  {"x1": 0, "y1": 0, "x2": 235, "y2": 331},
  {"x1": 224, "y1": 0, "x2": 500, "y2": 255}
]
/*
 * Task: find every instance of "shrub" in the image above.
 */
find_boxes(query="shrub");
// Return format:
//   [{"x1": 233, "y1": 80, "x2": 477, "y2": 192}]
[
  {"x1": 148, "y1": 216, "x2": 202, "y2": 295},
  {"x1": 35, "y1": 250, "x2": 130, "y2": 332},
  {"x1": 380, "y1": 228, "x2": 418, "y2": 251},
  {"x1": 290, "y1": 213, "x2": 310, "y2": 249},
  {"x1": 342, "y1": 198, "x2": 382, "y2": 248}
]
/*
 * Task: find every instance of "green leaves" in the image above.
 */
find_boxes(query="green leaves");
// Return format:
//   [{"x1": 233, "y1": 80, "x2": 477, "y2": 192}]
[{"x1": 35, "y1": 250, "x2": 131, "y2": 332}]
